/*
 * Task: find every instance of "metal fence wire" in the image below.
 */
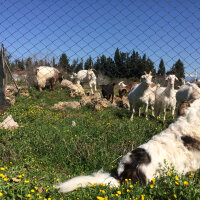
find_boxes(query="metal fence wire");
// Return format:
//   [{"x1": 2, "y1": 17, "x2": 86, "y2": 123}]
[{"x1": 0, "y1": 0, "x2": 200, "y2": 122}]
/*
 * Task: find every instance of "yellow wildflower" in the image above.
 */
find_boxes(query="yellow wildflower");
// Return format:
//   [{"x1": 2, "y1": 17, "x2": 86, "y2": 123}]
[
  {"x1": 117, "y1": 191, "x2": 121, "y2": 195},
  {"x1": 152, "y1": 178, "x2": 155, "y2": 184},
  {"x1": 184, "y1": 181, "x2": 189, "y2": 185},
  {"x1": 168, "y1": 173, "x2": 171, "y2": 176},
  {"x1": 0, "y1": 193, "x2": 3, "y2": 197},
  {"x1": 174, "y1": 194, "x2": 177, "y2": 199},
  {"x1": 27, "y1": 194, "x2": 31, "y2": 198},
  {"x1": 175, "y1": 176, "x2": 179, "y2": 181},
  {"x1": 130, "y1": 185, "x2": 133, "y2": 188},
  {"x1": 96, "y1": 196, "x2": 104, "y2": 200},
  {"x1": 150, "y1": 184, "x2": 154, "y2": 188},
  {"x1": 0, "y1": 174, "x2": 5, "y2": 178},
  {"x1": 24, "y1": 180, "x2": 30, "y2": 184}
]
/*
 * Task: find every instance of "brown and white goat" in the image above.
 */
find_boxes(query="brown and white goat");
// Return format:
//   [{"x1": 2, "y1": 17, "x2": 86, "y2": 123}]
[{"x1": 36, "y1": 66, "x2": 63, "y2": 92}]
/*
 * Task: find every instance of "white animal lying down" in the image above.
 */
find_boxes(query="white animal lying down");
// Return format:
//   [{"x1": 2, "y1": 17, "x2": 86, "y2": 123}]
[{"x1": 56, "y1": 98, "x2": 200, "y2": 193}]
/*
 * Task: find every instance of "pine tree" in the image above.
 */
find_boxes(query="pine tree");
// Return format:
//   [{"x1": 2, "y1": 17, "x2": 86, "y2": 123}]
[
  {"x1": 71, "y1": 58, "x2": 78, "y2": 72},
  {"x1": 105, "y1": 57, "x2": 115, "y2": 77},
  {"x1": 58, "y1": 53, "x2": 70, "y2": 72},
  {"x1": 168, "y1": 59, "x2": 185, "y2": 79},
  {"x1": 15, "y1": 59, "x2": 24, "y2": 70},
  {"x1": 157, "y1": 59, "x2": 166, "y2": 76},
  {"x1": 84, "y1": 56, "x2": 93, "y2": 70},
  {"x1": 25, "y1": 57, "x2": 32, "y2": 70},
  {"x1": 93, "y1": 57, "x2": 101, "y2": 71},
  {"x1": 114, "y1": 48, "x2": 122, "y2": 77},
  {"x1": 76, "y1": 58, "x2": 83, "y2": 72}
]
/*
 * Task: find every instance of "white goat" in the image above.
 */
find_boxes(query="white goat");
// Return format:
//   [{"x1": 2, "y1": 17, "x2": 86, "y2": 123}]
[
  {"x1": 155, "y1": 74, "x2": 178, "y2": 121},
  {"x1": 70, "y1": 69, "x2": 97, "y2": 94},
  {"x1": 36, "y1": 66, "x2": 63, "y2": 92},
  {"x1": 118, "y1": 81, "x2": 127, "y2": 88},
  {"x1": 128, "y1": 71, "x2": 155, "y2": 120},
  {"x1": 56, "y1": 98, "x2": 200, "y2": 193},
  {"x1": 176, "y1": 82, "x2": 200, "y2": 106}
]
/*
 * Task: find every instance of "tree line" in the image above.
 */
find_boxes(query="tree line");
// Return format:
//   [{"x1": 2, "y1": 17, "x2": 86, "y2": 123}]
[{"x1": 3, "y1": 48, "x2": 185, "y2": 79}]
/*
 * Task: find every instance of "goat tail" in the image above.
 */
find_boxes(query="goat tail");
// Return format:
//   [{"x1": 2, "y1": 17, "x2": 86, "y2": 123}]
[{"x1": 56, "y1": 171, "x2": 120, "y2": 193}]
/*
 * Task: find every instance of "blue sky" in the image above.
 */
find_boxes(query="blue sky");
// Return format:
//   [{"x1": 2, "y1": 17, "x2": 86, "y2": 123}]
[{"x1": 0, "y1": 0, "x2": 200, "y2": 76}]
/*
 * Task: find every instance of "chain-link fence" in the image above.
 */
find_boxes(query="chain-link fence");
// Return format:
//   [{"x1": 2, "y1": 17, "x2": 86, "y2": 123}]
[
  {"x1": 1, "y1": 2, "x2": 200, "y2": 198},
  {"x1": 1, "y1": 0, "x2": 200, "y2": 117}
]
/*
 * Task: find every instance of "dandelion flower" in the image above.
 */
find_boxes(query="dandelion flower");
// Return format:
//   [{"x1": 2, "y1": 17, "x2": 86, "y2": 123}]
[
  {"x1": 184, "y1": 181, "x2": 189, "y2": 185},
  {"x1": 24, "y1": 180, "x2": 30, "y2": 184},
  {"x1": 130, "y1": 185, "x2": 133, "y2": 188},
  {"x1": 0, "y1": 174, "x2": 5, "y2": 178},
  {"x1": 96, "y1": 196, "x2": 105, "y2": 200},
  {"x1": 0, "y1": 193, "x2": 3, "y2": 197},
  {"x1": 150, "y1": 184, "x2": 154, "y2": 188},
  {"x1": 175, "y1": 176, "x2": 179, "y2": 181}
]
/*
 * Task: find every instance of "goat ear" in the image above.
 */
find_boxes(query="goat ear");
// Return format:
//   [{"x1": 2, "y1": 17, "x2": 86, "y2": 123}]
[
  {"x1": 149, "y1": 71, "x2": 152, "y2": 75},
  {"x1": 175, "y1": 76, "x2": 179, "y2": 81},
  {"x1": 144, "y1": 71, "x2": 147, "y2": 75},
  {"x1": 165, "y1": 76, "x2": 169, "y2": 81}
]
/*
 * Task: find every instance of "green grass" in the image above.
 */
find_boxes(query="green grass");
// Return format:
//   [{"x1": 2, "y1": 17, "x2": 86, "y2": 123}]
[{"x1": 0, "y1": 87, "x2": 199, "y2": 200}]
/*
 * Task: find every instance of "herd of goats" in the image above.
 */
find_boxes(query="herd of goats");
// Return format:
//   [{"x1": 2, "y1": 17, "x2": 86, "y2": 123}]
[
  {"x1": 35, "y1": 66, "x2": 200, "y2": 193},
  {"x1": 36, "y1": 66, "x2": 200, "y2": 121}
]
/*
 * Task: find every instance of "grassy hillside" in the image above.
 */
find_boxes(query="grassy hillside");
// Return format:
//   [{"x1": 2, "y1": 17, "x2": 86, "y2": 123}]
[{"x1": 0, "y1": 87, "x2": 199, "y2": 200}]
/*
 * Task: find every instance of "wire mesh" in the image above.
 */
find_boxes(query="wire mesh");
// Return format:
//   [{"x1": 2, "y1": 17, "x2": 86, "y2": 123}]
[{"x1": 0, "y1": 0, "x2": 200, "y2": 120}]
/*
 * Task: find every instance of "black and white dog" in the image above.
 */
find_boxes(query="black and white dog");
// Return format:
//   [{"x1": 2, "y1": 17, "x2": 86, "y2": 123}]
[{"x1": 56, "y1": 99, "x2": 200, "y2": 193}]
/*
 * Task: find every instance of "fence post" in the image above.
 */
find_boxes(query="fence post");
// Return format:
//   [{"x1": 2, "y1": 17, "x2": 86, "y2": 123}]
[{"x1": 0, "y1": 44, "x2": 6, "y2": 106}]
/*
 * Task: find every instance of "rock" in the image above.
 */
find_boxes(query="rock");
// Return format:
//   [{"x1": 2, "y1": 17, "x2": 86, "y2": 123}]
[
  {"x1": 61, "y1": 79, "x2": 85, "y2": 97},
  {"x1": 72, "y1": 121, "x2": 76, "y2": 126},
  {"x1": 114, "y1": 96, "x2": 130, "y2": 109},
  {"x1": 93, "y1": 98, "x2": 112, "y2": 111},
  {"x1": 0, "y1": 115, "x2": 19, "y2": 130},
  {"x1": 80, "y1": 92, "x2": 101, "y2": 106},
  {"x1": 52, "y1": 101, "x2": 81, "y2": 111},
  {"x1": 80, "y1": 92, "x2": 113, "y2": 110}
]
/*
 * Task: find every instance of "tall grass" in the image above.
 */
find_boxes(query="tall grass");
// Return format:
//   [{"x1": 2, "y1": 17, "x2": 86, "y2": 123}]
[{"x1": 0, "y1": 87, "x2": 199, "y2": 199}]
